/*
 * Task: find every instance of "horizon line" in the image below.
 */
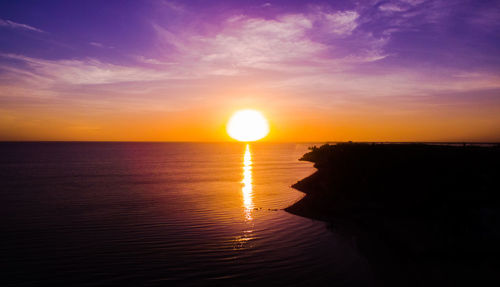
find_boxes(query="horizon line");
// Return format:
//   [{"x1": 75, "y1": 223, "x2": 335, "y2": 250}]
[{"x1": 1, "y1": 140, "x2": 499, "y2": 144}]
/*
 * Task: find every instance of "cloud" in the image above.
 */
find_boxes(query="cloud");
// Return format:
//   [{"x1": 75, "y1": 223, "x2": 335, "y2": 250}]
[
  {"x1": 0, "y1": 54, "x2": 183, "y2": 85},
  {"x1": 4, "y1": 4, "x2": 490, "y2": 101},
  {"x1": 151, "y1": 13, "x2": 328, "y2": 73},
  {"x1": 134, "y1": 56, "x2": 167, "y2": 65},
  {"x1": 0, "y1": 18, "x2": 44, "y2": 33},
  {"x1": 162, "y1": 0, "x2": 185, "y2": 13},
  {"x1": 374, "y1": 0, "x2": 453, "y2": 31},
  {"x1": 321, "y1": 11, "x2": 359, "y2": 35},
  {"x1": 152, "y1": 9, "x2": 380, "y2": 74},
  {"x1": 378, "y1": 3, "x2": 406, "y2": 13},
  {"x1": 0, "y1": 8, "x2": 383, "y2": 88},
  {"x1": 89, "y1": 42, "x2": 115, "y2": 49},
  {"x1": 198, "y1": 14, "x2": 324, "y2": 70},
  {"x1": 400, "y1": 0, "x2": 425, "y2": 5},
  {"x1": 89, "y1": 42, "x2": 104, "y2": 48},
  {"x1": 0, "y1": 7, "x2": 400, "y2": 90}
]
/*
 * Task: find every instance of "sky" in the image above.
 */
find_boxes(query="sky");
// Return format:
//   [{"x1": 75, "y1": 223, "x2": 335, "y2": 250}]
[{"x1": 0, "y1": 0, "x2": 499, "y2": 142}]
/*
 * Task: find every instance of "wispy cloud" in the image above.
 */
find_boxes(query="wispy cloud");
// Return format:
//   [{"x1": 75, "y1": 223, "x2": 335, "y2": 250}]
[
  {"x1": 198, "y1": 14, "x2": 324, "y2": 70},
  {"x1": 0, "y1": 18, "x2": 44, "y2": 33},
  {"x1": 162, "y1": 0, "x2": 185, "y2": 13},
  {"x1": 152, "y1": 9, "x2": 382, "y2": 74},
  {"x1": 0, "y1": 8, "x2": 388, "y2": 88},
  {"x1": 0, "y1": 53, "x2": 182, "y2": 85},
  {"x1": 89, "y1": 42, "x2": 104, "y2": 48},
  {"x1": 378, "y1": 3, "x2": 407, "y2": 13},
  {"x1": 321, "y1": 11, "x2": 359, "y2": 35}
]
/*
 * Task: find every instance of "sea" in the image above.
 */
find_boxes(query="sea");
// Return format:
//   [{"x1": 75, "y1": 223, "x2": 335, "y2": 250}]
[{"x1": 0, "y1": 142, "x2": 373, "y2": 286}]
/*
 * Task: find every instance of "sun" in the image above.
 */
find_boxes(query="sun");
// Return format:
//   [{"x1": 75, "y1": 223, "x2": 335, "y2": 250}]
[{"x1": 227, "y1": 109, "x2": 270, "y2": 142}]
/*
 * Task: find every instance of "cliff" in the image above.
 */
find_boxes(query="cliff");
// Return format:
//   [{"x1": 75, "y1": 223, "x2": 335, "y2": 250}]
[{"x1": 286, "y1": 143, "x2": 500, "y2": 286}]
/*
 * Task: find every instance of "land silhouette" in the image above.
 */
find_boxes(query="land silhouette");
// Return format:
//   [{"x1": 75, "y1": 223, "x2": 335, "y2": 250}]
[{"x1": 286, "y1": 142, "x2": 500, "y2": 286}]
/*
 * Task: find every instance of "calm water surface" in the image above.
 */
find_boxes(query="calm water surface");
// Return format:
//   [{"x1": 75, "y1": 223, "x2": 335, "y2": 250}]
[{"x1": 0, "y1": 143, "x2": 372, "y2": 286}]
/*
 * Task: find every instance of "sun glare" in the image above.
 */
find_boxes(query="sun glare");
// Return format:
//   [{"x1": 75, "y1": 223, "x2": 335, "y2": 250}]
[{"x1": 227, "y1": 109, "x2": 270, "y2": 142}]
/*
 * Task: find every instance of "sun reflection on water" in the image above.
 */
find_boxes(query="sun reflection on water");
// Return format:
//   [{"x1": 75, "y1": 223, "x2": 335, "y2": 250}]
[
  {"x1": 242, "y1": 144, "x2": 253, "y2": 220},
  {"x1": 234, "y1": 144, "x2": 255, "y2": 250}
]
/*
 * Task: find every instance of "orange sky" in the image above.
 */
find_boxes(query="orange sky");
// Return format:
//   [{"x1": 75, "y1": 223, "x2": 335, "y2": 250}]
[{"x1": 1, "y1": 96, "x2": 499, "y2": 142}]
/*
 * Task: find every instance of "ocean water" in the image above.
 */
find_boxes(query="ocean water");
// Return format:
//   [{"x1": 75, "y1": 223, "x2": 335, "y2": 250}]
[{"x1": 0, "y1": 142, "x2": 372, "y2": 286}]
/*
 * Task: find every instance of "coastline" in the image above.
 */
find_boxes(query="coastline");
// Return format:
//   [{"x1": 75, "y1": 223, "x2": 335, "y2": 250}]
[{"x1": 286, "y1": 143, "x2": 500, "y2": 286}]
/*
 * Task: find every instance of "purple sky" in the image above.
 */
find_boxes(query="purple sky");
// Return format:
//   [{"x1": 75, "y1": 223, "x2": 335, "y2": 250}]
[{"x1": 1, "y1": 0, "x2": 499, "y2": 141}]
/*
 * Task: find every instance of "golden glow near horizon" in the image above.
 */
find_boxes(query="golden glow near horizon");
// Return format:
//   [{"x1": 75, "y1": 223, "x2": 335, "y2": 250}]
[
  {"x1": 227, "y1": 109, "x2": 270, "y2": 142},
  {"x1": 242, "y1": 144, "x2": 253, "y2": 220}
]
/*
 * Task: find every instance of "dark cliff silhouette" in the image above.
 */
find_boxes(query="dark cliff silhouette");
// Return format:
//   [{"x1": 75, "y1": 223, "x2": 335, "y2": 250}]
[{"x1": 286, "y1": 143, "x2": 500, "y2": 286}]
